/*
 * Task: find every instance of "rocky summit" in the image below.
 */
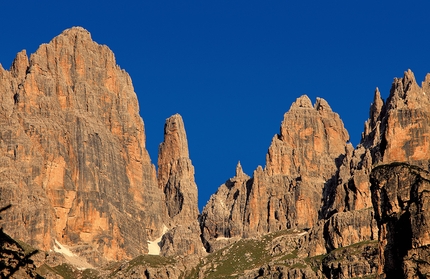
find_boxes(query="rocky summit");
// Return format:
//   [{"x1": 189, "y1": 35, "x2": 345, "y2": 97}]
[{"x1": 1, "y1": 27, "x2": 429, "y2": 278}]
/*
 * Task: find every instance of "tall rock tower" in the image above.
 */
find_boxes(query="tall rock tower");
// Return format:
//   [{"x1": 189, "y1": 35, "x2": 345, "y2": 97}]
[{"x1": 157, "y1": 114, "x2": 204, "y2": 257}]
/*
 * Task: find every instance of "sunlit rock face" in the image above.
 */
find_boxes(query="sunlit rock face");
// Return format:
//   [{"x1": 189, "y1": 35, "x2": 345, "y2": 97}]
[
  {"x1": 0, "y1": 27, "x2": 166, "y2": 264},
  {"x1": 4, "y1": 25, "x2": 430, "y2": 279},
  {"x1": 157, "y1": 114, "x2": 205, "y2": 257},
  {"x1": 201, "y1": 95, "x2": 352, "y2": 251},
  {"x1": 363, "y1": 70, "x2": 430, "y2": 168}
]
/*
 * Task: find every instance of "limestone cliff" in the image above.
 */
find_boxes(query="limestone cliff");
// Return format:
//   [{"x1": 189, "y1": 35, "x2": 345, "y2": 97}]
[
  {"x1": 371, "y1": 163, "x2": 430, "y2": 278},
  {"x1": 0, "y1": 27, "x2": 167, "y2": 264},
  {"x1": 363, "y1": 70, "x2": 430, "y2": 168}
]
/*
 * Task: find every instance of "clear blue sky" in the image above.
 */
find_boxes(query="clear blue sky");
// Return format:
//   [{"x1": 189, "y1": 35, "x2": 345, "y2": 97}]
[{"x1": 2, "y1": 1, "x2": 430, "y2": 209}]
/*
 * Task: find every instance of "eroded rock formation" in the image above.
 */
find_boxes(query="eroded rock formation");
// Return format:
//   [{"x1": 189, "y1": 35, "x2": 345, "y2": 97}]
[
  {"x1": 363, "y1": 70, "x2": 430, "y2": 168},
  {"x1": 371, "y1": 163, "x2": 430, "y2": 278},
  {"x1": 0, "y1": 27, "x2": 167, "y2": 264},
  {"x1": 201, "y1": 95, "x2": 354, "y2": 252},
  {"x1": 157, "y1": 114, "x2": 204, "y2": 257},
  {"x1": 2, "y1": 26, "x2": 430, "y2": 279}
]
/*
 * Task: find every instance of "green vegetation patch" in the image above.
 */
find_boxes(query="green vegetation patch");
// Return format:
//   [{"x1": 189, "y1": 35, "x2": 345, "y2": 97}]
[
  {"x1": 277, "y1": 249, "x2": 298, "y2": 261},
  {"x1": 37, "y1": 263, "x2": 99, "y2": 279},
  {"x1": 262, "y1": 228, "x2": 300, "y2": 241},
  {"x1": 127, "y1": 254, "x2": 176, "y2": 269},
  {"x1": 108, "y1": 254, "x2": 177, "y2": 277},
  {"x1": 184, "y1": 229, "x2": 309, "y2": 279},
  {"x1": 191, "y1": 238, "x2": 273, "y2": 278},
  {"x1": 81, "y1": 268, "x2": 100, "y2": 279},
  {"x1": 16, "y1": 239, "x2": 38, "y2": 256},
  {"x1": 52, "y1": 263, "x2": 77, "y2": 279},
  {"x1": 36, "y1": 264, "x2": 56, "y2": 277},
  {"x1": 349, "y1": 275, "x2": 377, "y2": 279},
  {"x1": 329, "y1": 240, "x2": 378, "y2": 256}
]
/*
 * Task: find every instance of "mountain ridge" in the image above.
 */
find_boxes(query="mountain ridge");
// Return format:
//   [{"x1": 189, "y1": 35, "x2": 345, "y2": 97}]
[{"x1": 1, "y1": 26, "x2": 430, "y2": 278}]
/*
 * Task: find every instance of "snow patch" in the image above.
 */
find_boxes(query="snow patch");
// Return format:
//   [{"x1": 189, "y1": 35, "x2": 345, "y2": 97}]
[
  {"x1": 147, "y1": 224, "x2": 169, "y2": 255},
  {"x1": 53, "y1": 240, "x2": 93, "y2": 270},
  {"x1": 215, "y1": 236, "x2": 230, "y2": 241},
  {"x1": 54, "y1": 240, "x2": 74, "y2": 257}
]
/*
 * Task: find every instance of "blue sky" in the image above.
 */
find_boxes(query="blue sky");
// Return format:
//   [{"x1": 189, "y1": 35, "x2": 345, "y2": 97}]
[{"x1": 2, "y1": 1, "x2": 430, "y2": 209}]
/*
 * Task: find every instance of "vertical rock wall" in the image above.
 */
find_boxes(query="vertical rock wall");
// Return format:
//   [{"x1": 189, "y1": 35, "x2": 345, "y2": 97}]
[
  {"x1": 0, "y1": 27, "x2": 166, "y2": 264},
  {"x1": 371, "y1": 164, "x2": 430, "y2": 278}
]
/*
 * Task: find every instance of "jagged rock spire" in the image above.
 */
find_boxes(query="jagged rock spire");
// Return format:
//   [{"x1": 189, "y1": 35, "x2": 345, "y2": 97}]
[
  {"x1": 158, "y1": 113, "x2": 189, "y2": 163},
  {"x1": 364, "y1": 70, "x2": 430, "y2": 168},
  {"x1": 235, "y1": 161, "x2": 246, "y2": 178},
  {"x1": 10, "y1": 50, "x2": 29, "y2": 79},
  {"x1": 369, "y1": 87, "x2": 384, "y2": 127},
  {"x1": 362, "y1": 87, "x2": 385, "y2": 147},
  {"x1": 158, "y1": 113, "x2": 197, "y2": 219},
  {"x1": 157, "y1": 113, "x2": 204, "y2": 257}
]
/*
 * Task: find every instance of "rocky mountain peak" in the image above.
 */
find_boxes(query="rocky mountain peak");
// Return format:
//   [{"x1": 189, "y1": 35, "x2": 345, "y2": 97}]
[
  {"x1": 60, "y1": 26, "x2": 92, "y2": 38},
  {"x1": 201, "y1": 95, "x2": 351, "y2": 250},
  {"x1": 315, "y1": 97, "x2": 332, "y2": 112},
  {"x1": 361, "y1": 70, "x2": 430, "y2": 168},
  {"x1": 158, "y1": 113, "x2": 189, "y2": 164},
  {"x1": 386, "y1": 69, "x2": 429, "y2": 110},
  {"x1": 267, "y1": 95, "x2": 349, "y2": 178},
  {"x1": 289, "y1": 94, "x2": 313, "y2": 109},
  {"x1": 0, "y1": 27, "x2": 164, "y2": 264},
  {"x1": 11, "y1": 50, "x2": 29, "y2": 79},
  {"x1": 235, "y1": 161, "x2": 247, "y2": 178}
]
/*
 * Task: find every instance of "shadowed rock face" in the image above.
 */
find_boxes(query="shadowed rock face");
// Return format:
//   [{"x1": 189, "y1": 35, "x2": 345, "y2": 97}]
[
  {"x1": 371, "y1": 163, "x2": 430, "y2": 278},
  {"x1": 0, "y1": 27, "x2": 166, "y2": 264}
]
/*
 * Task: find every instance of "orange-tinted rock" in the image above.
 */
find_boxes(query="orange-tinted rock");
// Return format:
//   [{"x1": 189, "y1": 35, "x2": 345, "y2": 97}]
[
  {"x1": 0, "y1": 27, "x2": 165, "y2": 264},
  {"x1": 201, "y1": 96, "x2": 350, "y2": 251},
  {"x1": 363, "y1": 70, "x2": 430, "y2": 168},
  {"x1": 158, "y1": 114, "x2": 196, "y2": 220},
  {"x1": 381, "y1": 71, "x2": 430, "y2": 166},
  {"x1": 266, "y1": 96, "x2": 349, "y2": 179},
  {"x1": 157, "y1": 114, "x2": 204, "y2": 257}
]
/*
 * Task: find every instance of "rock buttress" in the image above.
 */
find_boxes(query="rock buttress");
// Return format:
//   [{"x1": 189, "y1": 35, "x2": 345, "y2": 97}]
[{"x1": 371, "y1": 163, "x2": 430, "y2": 278}]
